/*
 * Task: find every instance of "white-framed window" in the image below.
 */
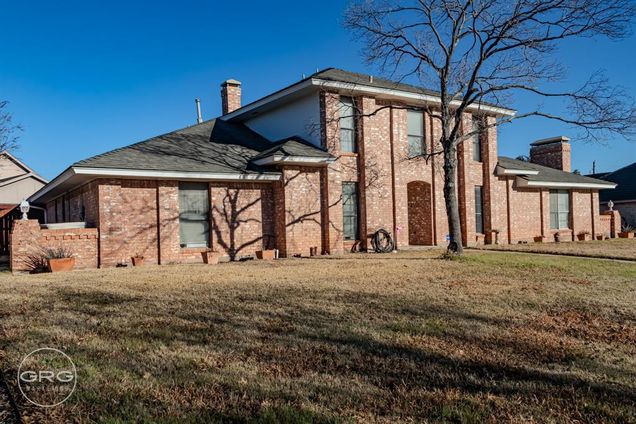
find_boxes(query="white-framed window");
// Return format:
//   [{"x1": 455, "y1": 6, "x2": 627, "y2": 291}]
[
  {"x1": 339, "y1": 96, "x2": 357, "y2": 153},
  {"x1": 179, "y1": 182, "x2": 210, "y2": 248},
  {"x1": 472, "y1": 116, "x2": 482, "y2": 162},
  {"x1": 407, "y1": 109, "x2": 426, "y2": 158},
  {"x1": 550, "y1": 189, "x2": 570, "y2": 229},
  {"x1": 342, "y1": 182, "x2": 359, "y2": 240}
]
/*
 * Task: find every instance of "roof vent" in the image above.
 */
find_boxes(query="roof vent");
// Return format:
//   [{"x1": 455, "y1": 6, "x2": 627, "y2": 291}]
[
  {"x1": 369, "y1": 75, "x2": 374, "y2": 83},
  {"x1": 195, "y1": 98, "x2": 203, "y2": 124}
]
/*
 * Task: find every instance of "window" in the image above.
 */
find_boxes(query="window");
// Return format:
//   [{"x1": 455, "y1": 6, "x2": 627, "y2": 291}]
[
  {"x1": 407, "y1": 110, "x2": 426, "y2": 158},
  {"x1": 472, "y1": 116, "x2": 482, "y2": 162},
  {"x1": 179, "y1": 182, "x2": 210, "y2": 247},
  {"x1": 339, "y1": 96, "x2": 357, "y2": 153},
  {"x1": 342, "y1": 182, "x2": 359, "y2": 240},
  {"x1": 474, "y1": 186, "x2": 484, "y2": 234},
  {"x1": 549, "y1": 190, "x2": 570, "y2": 229}
]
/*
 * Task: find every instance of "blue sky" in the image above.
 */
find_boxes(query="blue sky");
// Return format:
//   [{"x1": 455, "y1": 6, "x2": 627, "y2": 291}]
[{"x1": 1, "y1": 0, "x2": 634, "y2": 180}]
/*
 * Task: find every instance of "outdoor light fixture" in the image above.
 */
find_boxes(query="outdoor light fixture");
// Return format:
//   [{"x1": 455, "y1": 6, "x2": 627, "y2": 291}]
[
  {"x1": 19, "y1": 200, "x2": 30, "y2": 220},
  {"x1": 608, "y1": 200, "x2": 614, "y2": 211}
]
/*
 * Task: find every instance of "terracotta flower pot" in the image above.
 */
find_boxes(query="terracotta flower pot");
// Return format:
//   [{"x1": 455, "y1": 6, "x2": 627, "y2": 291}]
[
  {"x1": 618, "y1": 232, "x2": 634, "y2": 239},
  {"x1": 48, "y1": 257, "x2": 75, "y2": 273},
  {"x1": 201, "y1": 251, "x2": 219, "y2": 264},
  {"x1": 256, "y1": 249, "x2": 276, "y2": 260},
  {"x1": 577, "y1": 233, "x2": 591, "y2": 241},
  {"x1": 131, "y1": 257, "x2": 144, "y2": 266},
  {"x1": 534, "y1": 236, "x2": 547, "y2": 243},
  {"x1": 595, "y1": 234, "x2": 605, "y2": 241}
]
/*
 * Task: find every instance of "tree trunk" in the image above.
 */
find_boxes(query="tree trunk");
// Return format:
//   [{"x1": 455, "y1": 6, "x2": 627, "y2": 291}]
[{"x1": 442, "y1": 141, "x2": 464, "y2": 254}]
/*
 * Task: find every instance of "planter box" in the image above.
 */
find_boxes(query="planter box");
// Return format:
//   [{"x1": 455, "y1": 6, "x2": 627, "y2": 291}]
[
  {"x1": 256, "y1": 249, "x2": 276, "y2": 260},
  {"x1": 595, "y1": 234, "x2": 605, "y2": 241},
  {"x1": 534, "y1": 236, "x2": 547, "y2": 243},
  {"x1": 131, "y1": 257, "x2": 145, "y2": 266},
  {"x1": 577, "y1": 233, "x2": 591, "y2": 241},
  {"x1": 618, "y1": 232, "x2": 634, "y2": 239},
  {"x1": 201, "y1": 251, "x2": 219, "y2": 264},
  {"x1": 48, "y1": 257, "x2": 75, "y2": 273}
]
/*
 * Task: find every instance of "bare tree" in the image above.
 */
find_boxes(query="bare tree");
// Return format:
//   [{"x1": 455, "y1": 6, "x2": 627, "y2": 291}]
[
  {"x1": 345, "y1": 0, "x2": 636, "y2": 254},
  {"x1": 0, "y1": 101, "x2": 21, "y2": 152}
]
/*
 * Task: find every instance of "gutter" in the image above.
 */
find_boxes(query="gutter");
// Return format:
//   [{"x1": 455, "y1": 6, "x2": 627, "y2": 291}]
[{"x1": 29, "y1": 166, "x2": 282, "y2": 204}]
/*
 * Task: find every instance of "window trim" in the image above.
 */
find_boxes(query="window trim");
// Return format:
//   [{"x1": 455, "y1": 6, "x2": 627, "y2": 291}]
[
  {"x1": 339, "y1": 96, "x2": 357, "y2": 153},
  {"x1": 474, "y1": 185, "x2": 484, "y2": 234},
  {"x1": 178, "y1": 182, "x2": 211, "y2": 248},
  {"x1": 342, "y1": 182, "x2": 359, "y2": 241},
  {"x1": 549, "y1": 189, "x2": 570, "y2": 230},
  {"x1": 471, "y1": 116, "x2": 482, "y2": 162},
  {"x1": 407, "y1": 109, "x2": 426, "y2": 158}
]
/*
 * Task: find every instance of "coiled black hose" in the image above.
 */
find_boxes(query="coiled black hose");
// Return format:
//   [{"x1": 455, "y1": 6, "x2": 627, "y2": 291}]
[{"x1": 371, "y1": 228, "x2": 395, "y2": 253}]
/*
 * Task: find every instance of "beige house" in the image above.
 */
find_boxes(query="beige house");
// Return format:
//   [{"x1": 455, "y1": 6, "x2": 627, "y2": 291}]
[{"x1": 0, "y1": 151, "x2": 47, "y2": 255}]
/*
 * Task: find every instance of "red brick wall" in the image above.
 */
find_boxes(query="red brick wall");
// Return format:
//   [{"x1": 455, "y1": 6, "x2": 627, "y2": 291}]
[
  {"x1": 10, "y1": 220, "x2": 98, "y2": 273},
  {"x1": 530, "y1": 141, "x2": 571, "y2": 172},
  {"x1": 210, "y1": 182, "x2": 273, "y2": 259},
  {"x1": 275, "y1": 167, "x2": 322, "y2": 257}
]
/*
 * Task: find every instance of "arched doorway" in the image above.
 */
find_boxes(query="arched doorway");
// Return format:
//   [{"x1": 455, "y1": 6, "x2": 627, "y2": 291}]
[{"x1": 407, "y1": 181, "x2": 433, "y2": 245}]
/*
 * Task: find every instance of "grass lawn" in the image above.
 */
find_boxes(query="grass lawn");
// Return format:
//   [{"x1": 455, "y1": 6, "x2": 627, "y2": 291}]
[
  {"x1": 476, "y1": 237, "x2": 636, "y2": 260},
  {"x1": 0, "y1": 250, "x2": 634, "y2": 423}
]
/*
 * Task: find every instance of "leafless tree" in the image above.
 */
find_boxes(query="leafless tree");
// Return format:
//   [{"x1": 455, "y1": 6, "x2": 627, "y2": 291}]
[
  {"x1": 345, "y1": 0, "x2": 636, "y2": 254},
  {"x1": 0, "y1": 101, "x2": 21, "y2": 152}
]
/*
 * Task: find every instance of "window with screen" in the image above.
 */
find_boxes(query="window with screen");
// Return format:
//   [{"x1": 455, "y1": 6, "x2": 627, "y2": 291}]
[
  {"x1": 407, "y1": 110, "x2": 426, "y2": 158},
  {"x1": 472, "y1": 117, "x2": 482, "y2": 162},
  {"x1": 550, "y1": 190, "x2": 570, "y2": 229},
  {"x1": 342, "y1": 182, "x2": 359, "y2": 240},
  {"x1": 179, "y1": 182, "x2": 210, "y2": 248},
  {"x1": 475, "y1": 186, "x2": 484, "y2": 234},
  {"x1": 339, "y1": 97, "x2": 357, "y2": 153}
]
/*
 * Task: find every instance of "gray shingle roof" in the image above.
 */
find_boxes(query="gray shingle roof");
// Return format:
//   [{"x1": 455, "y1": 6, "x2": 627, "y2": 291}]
[
  {"x1": 73, "y1": 119, "x2": 327, "y2": 175},
  {"x1": 251, "y1": 136, "x2": 331, "y2": 161},
  {"x1": 594, "y1": 162, "x2": 636, "y2": 202},
  {"x1": 497, "y1": 156, "x2": 615, "y2": 187}
]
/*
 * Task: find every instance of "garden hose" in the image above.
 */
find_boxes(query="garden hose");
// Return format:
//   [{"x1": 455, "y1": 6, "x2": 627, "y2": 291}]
[{"x1": 371, "y1": 228, "x2": 395, "y2": 253}]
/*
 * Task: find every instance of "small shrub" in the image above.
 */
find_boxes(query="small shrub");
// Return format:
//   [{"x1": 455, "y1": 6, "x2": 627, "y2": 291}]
[
  {"x1": 42, "y1": 247, "x2": 74, "y2": 259},
  {"x1": 621, "y1": 224, "x2": 635, "y2": 233}
]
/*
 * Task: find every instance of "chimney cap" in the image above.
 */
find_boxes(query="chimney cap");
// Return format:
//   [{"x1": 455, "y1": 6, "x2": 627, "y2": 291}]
[
  {"x1": 221, "y1": 79, "x2": 241, "y2": 87},
  {"x1": 530, "y1": 135, "x2": 570, "y2": 146}
]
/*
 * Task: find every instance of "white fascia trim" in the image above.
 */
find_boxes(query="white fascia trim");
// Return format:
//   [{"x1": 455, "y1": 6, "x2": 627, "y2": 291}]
[
  {"x1": 28, "y1": 167, "x2": 281, "y2": 203},
  {"x1": 72, "y1": 167, "x2": 281, "y2": 181},
  {"x1": 252, "y1": 155, "x2": 335, "y2": 166},
  {"x1": 221, "y1": 79, "x2": 314, "y2": 121},
  {"x1": 495, "y1": 165, "x2": 539, "y2": 176},
  {"x1": 313, "y1": 79, "x2": 517, "y2": 117},
  {"x1": 516, "y1": 177, "x2": 617, "y2": 189}
]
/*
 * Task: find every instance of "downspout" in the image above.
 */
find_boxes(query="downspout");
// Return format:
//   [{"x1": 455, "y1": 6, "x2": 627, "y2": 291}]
[
  {"x1": 389, "y1": 106, "x2": 398, "y2": 250},
  {"x1": 590, "y1": 190, "x2": 595, "y2": 237}
]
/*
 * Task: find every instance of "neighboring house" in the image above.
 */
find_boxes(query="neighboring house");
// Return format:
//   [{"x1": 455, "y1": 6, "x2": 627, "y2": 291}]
[
  {"x1": 20, "y1": 68, "x2": 617, "y2": 269},
  {"x1": 0, "y1": 151, "x2": 47, "y2": 255},
  {"x1": 590, "y1": 162, "x2": 636, "y2": 227}
]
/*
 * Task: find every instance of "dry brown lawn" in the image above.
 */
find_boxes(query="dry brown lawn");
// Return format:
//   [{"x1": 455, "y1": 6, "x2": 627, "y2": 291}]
[
  {"x1": 0, "y1": 250, "x2": 634, "y2": 423},
  {"x1": 476, "y1": 237, "x2": 636, "y2": 260}
]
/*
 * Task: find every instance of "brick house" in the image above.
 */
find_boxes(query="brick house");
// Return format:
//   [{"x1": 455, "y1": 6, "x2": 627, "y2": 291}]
[{"x1": 16, "y1": 68, "x2": 618, "y2": 270}]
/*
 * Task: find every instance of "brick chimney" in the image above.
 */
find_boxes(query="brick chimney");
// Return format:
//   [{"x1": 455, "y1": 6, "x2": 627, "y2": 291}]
[
  {"x1": 220, "y1": 79, "x2": 241, "y2": 115},
  {"x1": 529, "y1": 136, "x2": 571, "y2": 172}
]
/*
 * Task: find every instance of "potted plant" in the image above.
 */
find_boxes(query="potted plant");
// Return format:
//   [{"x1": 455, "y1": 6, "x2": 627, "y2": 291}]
[
  {"x1": 45, "y1": 247, "x2": 75, "y2": 273},
  {"x1": 255, "y1": 249, "x2": 276, "y2": 260},
  {"x1": 595, "y1": 233, "x2": 605, "y2": 241},
  {"x1": 618, "y1": 224, "x2": 635, "y2": 239},
  {"x1": 534, "y1": 235, "x2": 547, "y2": 243},
  {"x1": 577, "y1": 231, "x2": 591, "y2": 241},
  {"x1": 201, "y1": 250, "x2": 220, "y2": 264},
  {"x1": 131, "y1": 254, "x2": 145, "y2": 266}
]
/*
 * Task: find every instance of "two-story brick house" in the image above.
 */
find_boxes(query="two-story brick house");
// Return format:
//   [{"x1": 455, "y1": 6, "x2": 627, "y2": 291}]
[{"x1": 19, "y1": 68, "x2": 617, "y2": 269}]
